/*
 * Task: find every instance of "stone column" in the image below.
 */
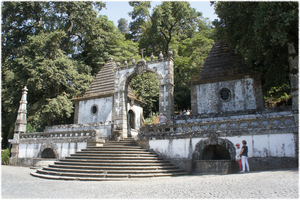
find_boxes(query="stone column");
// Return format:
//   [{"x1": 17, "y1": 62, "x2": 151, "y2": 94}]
[
  {"x1": 191, "y1": 84, "x2": 198, "y2": 115},
  {"x1": 112, "y1": 82, "x2": 128, "y2": 140},
  {"x1": 10, "y1": 86, "x2": 28, "y2": 165},
  {"x1": 159, "y1": 58, "x2": 174, "y2": 121},
  {"x1": 288, "y1": 43, "x2": 298, "y2": 126}
]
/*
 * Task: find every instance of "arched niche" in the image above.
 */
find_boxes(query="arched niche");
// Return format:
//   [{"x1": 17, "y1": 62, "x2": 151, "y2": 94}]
[
  {"x1": 38, "y1": 143, "x2": 59, "y2": 159},
  {"x1": 192, "y1": 137, "x2": 236, "y2": 162}
]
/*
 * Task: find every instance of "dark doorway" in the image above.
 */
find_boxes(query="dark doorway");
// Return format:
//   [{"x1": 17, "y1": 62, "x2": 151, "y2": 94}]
[
  {"x1": 41, "y1": 148, "x2": 56, "y2": 158},
  {"x1": 202, "y1": 145, "x2": 231, "y2": 160},
  {"x1": 128, "y1": 110, "x2": 135, "y2": 129}
]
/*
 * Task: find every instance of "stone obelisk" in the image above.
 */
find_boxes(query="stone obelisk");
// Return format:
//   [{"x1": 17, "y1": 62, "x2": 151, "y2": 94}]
[{"x1": 10, "y1": 86, "x2": 28, "y2": 165}]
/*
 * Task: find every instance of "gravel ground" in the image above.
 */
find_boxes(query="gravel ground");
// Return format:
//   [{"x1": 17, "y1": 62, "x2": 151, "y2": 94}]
[{"x1": 1, "y1": 165, "x2": 298, "y2": 199}]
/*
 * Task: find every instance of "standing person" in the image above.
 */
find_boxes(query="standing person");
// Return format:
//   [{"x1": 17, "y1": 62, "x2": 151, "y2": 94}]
[
  {"x1": 235, "y1": 143, "x2": 242, "y2": 171},
  {"x1": 186, "y1": 109, "x2": 190, "y2": 115},
  {"x1": 183, "y1": 109, "x2": 187, "y2": 115},
  {"x1": 238, "y1": 140, "x2": 250, "y2": 173},
  {"x1": 179, "y1": 110, "x2": 183, "y2": 115},
  {"x1": 158, "y1": 113, "x2": 168, "y2": 124}
]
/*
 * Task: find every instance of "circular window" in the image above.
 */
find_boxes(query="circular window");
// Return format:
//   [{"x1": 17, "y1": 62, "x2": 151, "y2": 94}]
[
  {"x1": 91, "y1": 104, "x2": 98, "y2": 115},
  {"x1": 220, "y1": 88, "x2": 231, "y2": 101}
]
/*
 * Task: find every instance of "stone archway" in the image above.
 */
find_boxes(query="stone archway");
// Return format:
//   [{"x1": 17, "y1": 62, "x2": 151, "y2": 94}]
[
  {"x1": 112, "y1": 53, "x2": 174, "y2": 138},
  {"x1": 38, "y1": 142, "x2": 59, "y2": 159},
  {"x1": 192, "y1": 137, "x2": 236, "y2": 162},
  {"x1": 191, "y1": 135, "x2": 237, "y2": 173}
]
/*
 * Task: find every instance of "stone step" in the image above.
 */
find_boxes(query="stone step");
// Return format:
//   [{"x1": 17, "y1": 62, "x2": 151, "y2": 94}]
[
  {"x1": 93, "y1": 145, "x2": 142, "y2": 149},
  {"x1": 39, "y1": 167, "x2": 184, "y2": 174},
  {"x1": 54, "y1": 161, "x2": 173, "y2": 166},
  {"x1": 31, "y1": 138, "x2": 186, "y2": 181},
  {"x1": 31, "y1": 171, "x2": 187, "y2": 181},
  {"x1": 64, "y1": 156, "x2": 162, "y2": 160},
  {"x1": 83, "y1": 147, "x2": 146, "y2": 151},
  {"x1": 58, "y1": 159, "x2": 171, "y2": 163},
  {"x1": 69, "y1": 153, "x2": 157, "y2": 157},
  {"x1": 47, "y1": 164, "x2": 179, "y2": 170},
  {"x1": 77, "y1": 150, "x2": 151, "y2": 154}
]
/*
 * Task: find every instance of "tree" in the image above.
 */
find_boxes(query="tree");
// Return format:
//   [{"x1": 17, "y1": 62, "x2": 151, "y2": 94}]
[
  {"x1": 213, "y1": 2, "x2": 298, "y2": 101},
  {"x1": 1, "y1": 2, "x2": 140, "y2": 146},
  {"x1": 129, "y1": 73, "x2": 159, "y2": 118},
  {"x1": 128, "y1": 1, "x2": 215, "y2": 113},
  {"x1": 118, "y1": 18, "x2": 129, "y2": 34}
]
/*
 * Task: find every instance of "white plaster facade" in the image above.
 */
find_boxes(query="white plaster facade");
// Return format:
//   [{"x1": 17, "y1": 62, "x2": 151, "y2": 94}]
[
  {"x1": 78, "y1": 97, "x2": 113, "y2": 124},
  {"x1": 195, "y1": 77, "x2": 258, "y2": 114},
  {"x1": 149, "y1": 133, "x2": 296, "y2": 159},
  {"x1": 18, "y1": 142, "x2": 87, "y2": 159}
]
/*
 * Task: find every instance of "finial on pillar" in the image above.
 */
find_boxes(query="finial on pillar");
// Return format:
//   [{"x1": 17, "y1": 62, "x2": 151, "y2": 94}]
[
  {"x1": 140, "y1": 48, "x2": 145, "y2": 60},
  {"x1": 159, "y1": 51, "x2": 163, "y2": 59},
  {"x1": 151, "y1": 53, "x2": 155, "y2": 61}
]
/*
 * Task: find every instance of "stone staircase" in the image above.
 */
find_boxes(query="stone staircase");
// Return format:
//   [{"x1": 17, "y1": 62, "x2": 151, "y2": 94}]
[{"x1": 30, "y1": 138, "x2": 186, "y2": 181}]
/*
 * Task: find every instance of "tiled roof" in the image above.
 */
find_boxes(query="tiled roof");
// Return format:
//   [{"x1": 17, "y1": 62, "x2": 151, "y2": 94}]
[
  {"x1": 82, "y1": 60, "x2": 135, "y2": 99},
  {"x1": 199, "y1": 39, "x2": 249, "y2": 81},
  {"x1": 83, "y1": 60, "x2": 116, "y2": 97}
]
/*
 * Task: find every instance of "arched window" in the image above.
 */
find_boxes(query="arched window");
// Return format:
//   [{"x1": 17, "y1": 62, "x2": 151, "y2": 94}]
[
  {"x1": 41, "y1": 148, "x2": 56, "y2": 158},
  {"x1": 128, "y1": 110, "x2": 135, "y2": 129}
]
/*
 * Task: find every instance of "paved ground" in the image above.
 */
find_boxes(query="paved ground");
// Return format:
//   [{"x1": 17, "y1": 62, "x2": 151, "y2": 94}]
[{"x1": 1, "y1": 165, "x2": 299, "y2": 199}]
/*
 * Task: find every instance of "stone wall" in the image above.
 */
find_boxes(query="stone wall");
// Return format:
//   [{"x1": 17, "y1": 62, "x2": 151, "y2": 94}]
[
  {"x1": 191, "y1": 75, "x2": 264, "y2": 115},
  {"x1": 77, "y1": 96, "x2": 113, "y2": 124},
  {"x1": 45, "y1": 122, "x2": 113, "y2": 138},
  {"x1": 137, "y1": 108, "x2": 298, "y2": 173},
  {"x1": 10, "y1": 129, "x2": 100, "y2": 166}
]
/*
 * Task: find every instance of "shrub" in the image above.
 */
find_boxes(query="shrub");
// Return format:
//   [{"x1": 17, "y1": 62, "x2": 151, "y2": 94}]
[
  {"x1": 2, "y1": 148, "x2": 10, "y2": 165},
  {"x1": 143, "y1": 112, "x2": 159, "y2": 125}
]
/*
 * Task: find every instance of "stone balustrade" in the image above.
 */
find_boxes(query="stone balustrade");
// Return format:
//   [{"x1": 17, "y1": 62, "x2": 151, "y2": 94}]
[
  {"x1": 138, "y1": 112, "x2": 296, "y2": 140},
  {"x1": 19, "y1": 129, "x2": 97, "y2": 141}
]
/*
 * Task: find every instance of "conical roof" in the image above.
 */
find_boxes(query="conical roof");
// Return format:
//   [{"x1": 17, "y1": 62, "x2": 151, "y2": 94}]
[
  {"x1": 199, "y1": 39, "x2": 249, "y2": 81},
  {"x1": 75, "y1": 60, "x2": 137, "y2": 100},
  {"x1": 83, "y1": 60, "x2": 116, "y2": 97}
]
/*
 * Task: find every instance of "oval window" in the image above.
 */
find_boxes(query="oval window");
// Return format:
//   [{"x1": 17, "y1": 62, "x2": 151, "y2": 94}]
[
  {"x1": 91, "y1": 104, "x2": 98, "y2": 115},
  {"x1": 220, "y1": 88, "x2": 231, "y2": 101}
]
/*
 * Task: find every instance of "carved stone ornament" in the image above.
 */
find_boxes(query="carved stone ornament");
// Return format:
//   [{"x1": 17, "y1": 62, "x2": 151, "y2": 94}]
[
  {"x1": 159, "y1": 51, "x2": 163, "y2": 59},
  {"x1": 151, "y1": 53, "x2": 155, "y2": 61},
  {"x1": 130, "y1": 98, "x2": 134, "y2": 107},
  {"x1": 135, "y1": 59, "x2": 147, "y2": 75}
]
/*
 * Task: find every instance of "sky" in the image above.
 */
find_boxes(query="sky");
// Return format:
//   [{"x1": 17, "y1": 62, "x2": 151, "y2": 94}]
[{"x1": 100, "y1": 1, "x2": 218, "y2": 27}]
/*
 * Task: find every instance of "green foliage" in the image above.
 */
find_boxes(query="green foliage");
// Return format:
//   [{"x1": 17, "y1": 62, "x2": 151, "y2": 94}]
[
  {"x1": 2, "y1": 149, "x2": 10, "y2": 165},
  {"x1": 213, "y1": 2, "x2": 298, "y2": 97},
  {"x1": 128, "y1": 2, "x2": 215, "y2": 113},
  {"x1": 26, "y1": 123, "x2": 37, "y2": 133},
  {"x1": 118, "y1": 18, "x2": 129, "y2": 34},
  {"x1": 129, "y1": 73, "x2": 159, "y2": 118},
  {"x1": 264, "y1": 84, "x2": 291, "y2": 107},
  {"x1": 143, "y1": 112, "x2": 159, "y2": 126}
]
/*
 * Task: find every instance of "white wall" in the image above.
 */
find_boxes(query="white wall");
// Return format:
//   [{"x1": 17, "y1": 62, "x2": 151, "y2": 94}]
[
  {"x1": 18, "y1": 142, "x2": 87, "y2": 159},
  {"x1": 78, "y1": 97, "x2": 113, "y2": 124},
  {"x1": 149, "y1": 133, "x2": 296, "y2": 159},
  {"x1": 196, "y1": 78, "x2": 257, "y2": 114}
]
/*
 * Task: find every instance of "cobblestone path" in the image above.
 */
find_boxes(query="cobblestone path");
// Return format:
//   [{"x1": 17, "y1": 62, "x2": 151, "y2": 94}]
[{"x1": 1, "y1": 165, "x2": 298, "y2": 199}]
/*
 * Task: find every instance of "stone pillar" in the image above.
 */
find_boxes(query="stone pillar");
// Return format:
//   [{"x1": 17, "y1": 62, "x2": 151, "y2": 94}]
[
  {"x1": 288, "y1": 43, "x2": 298, "y2": 126},
  {"x1": 73, "y1": 101, "x2": 79, "y2": 124},
  {"x1": 159, "y1": 58, "x2": 174, "y2": 121},
  {"x1": 112, "y1": 89, "x2": 128, "y2": 140},
  {"x1": 191, "y1": 84, "x2": 198, "y2": 115},
  {"x1": 10, "y1": 86, "x2": 28, "y2": 165}
]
